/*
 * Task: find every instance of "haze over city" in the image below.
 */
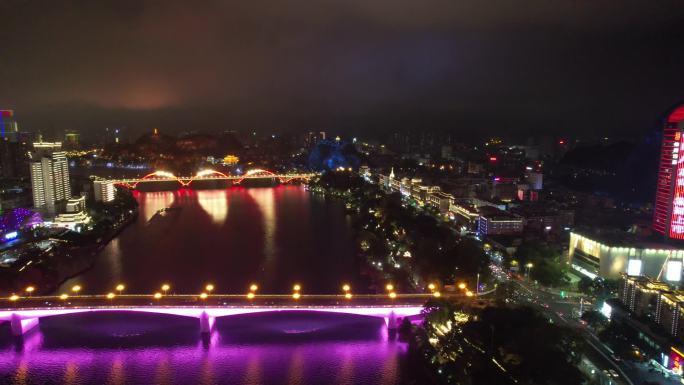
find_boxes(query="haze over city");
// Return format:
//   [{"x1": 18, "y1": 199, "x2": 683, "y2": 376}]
[{"x1": 2, "y1": 0, "x2": 684, "y2": 140}]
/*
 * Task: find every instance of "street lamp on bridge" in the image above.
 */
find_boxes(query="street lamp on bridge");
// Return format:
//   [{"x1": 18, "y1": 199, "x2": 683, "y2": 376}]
[
  {"x1": 116, "y1": 284, "x2": 125, "y2": 295},
  {"x1": 25, "y1": 286, "x2": 35, "y2": 296},
  {"x1": 161, "y1": 284, "x2": 170, "y2": 295},
  {"x1": 342, "y1": 284, "x2": 352, "y2": 299},
  {"x1": 205, "y1": 284, "x2": 214, "y2": 293},
  {"x1": 293, "y1": 284, "x2": 301, "y2": 300},
  {"x1": 71, "y1": 285, "x2": 81, "y2": 294}
]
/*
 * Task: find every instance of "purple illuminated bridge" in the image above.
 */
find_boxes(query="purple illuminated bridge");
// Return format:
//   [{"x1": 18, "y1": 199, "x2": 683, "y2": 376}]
[{"x1": 0, "y1": 293, "x2": 483, "y2": 338}]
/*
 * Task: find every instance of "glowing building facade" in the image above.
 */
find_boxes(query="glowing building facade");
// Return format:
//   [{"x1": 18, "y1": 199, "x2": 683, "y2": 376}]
[
  {"x1": 569, "y1": 232, "x2": 684, "y2": 281},
  {"x1": 30, "y1": 142, "x2": 71, "y2": 214},
  {"x1": 654, "y1": 104, "x2": 684, "y2": 240},
  {"x1": 0, "y1": 110, "x2": 19, "y2": 142}
]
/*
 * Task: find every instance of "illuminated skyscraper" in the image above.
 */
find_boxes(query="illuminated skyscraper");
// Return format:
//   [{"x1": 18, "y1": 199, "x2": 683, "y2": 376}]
[
  {"x1": 30, "y1": 142, "x2": 71, "y2": 214},
  {"x1": 654, "y1": 104, "x2": 684, "y2": 240},
  {"x1": 0, "y1": 110, "x2": 19, "y2": 142}
]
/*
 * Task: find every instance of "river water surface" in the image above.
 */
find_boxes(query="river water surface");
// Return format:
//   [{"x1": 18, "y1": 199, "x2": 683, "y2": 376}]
[{"x1": 0, "y1": 187, "x2": 411, "y2": 384}]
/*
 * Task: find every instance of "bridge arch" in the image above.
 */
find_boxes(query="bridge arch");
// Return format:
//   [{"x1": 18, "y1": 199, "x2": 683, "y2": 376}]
[
  {"x1": 184, "y1": 169, "x2": 231, "y2": 187},
  {"x1": 234, "y1": 169, "x2": 283, "y2": 184},
  {"x1": 130, "y1": 171, "x2": 182, "y2": 189}
]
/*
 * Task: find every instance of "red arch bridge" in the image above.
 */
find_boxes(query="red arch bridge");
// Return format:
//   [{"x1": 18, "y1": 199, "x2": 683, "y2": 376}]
[
  {"x1": 0, "y1": 293, "x2": 488, "y2": 338},
  {"x1": 105, "y1": 169, "x2": 319, "y2": 189}
]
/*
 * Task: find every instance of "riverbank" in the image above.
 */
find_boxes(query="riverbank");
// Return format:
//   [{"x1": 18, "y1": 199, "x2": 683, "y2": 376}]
[
  {"x1": 0, "y1": 188, "x2": 140, "y2": 295},
  {"x1": 309, "y1": 172, "x2": 490, "y2": 294},
  {"x1": 46, "y1": 208, "x2": 138, "y2": 293}
]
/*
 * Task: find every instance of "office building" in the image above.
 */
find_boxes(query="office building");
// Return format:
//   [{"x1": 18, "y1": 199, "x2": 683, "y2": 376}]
[
  {"x1": 63, "y1": 130, "x2": 80, "y2": 150},
  {"x1": 477, "y1": 206, "x2": 523, "y2": 236},
  {"x1": 0, "y1": 110, "x2": 19, "y2": 142},
  {"x1": 0, "y1": 140, "x2": 29, "y2": 178},
  {"x1": 93, "y1": 180, "x2": 116, "y2": 203},
  {"x1": 30, "y1": 142, "x2": 71, "y2": 214}
]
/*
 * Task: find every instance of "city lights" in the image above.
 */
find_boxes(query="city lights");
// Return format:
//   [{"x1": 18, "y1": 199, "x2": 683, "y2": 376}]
[
  {"x1": 200, "y1": 292, "x2": 208, "y2": 299},
  {"x1": 116, "y1": 284, "x2": 125, "y2": 293},
  {"x1": 433, "y1": 291, "x2": 441, "y2": 298},
  {"x1": 342, "y1": 284, "x2": 350, "y2": 292},
  {"x1": 205, "y1": 284, "x2": 214, "y2": 292},
  {"x1": 293, "y1": 284, "x2": 301, "y2": 291},
  {"x1": 72, "y1": 285, "x2": 81, "y2": 293},
  {"x1": 386, "y1": 283, "x2": 394, "y2": 291},
  {"x1": 9, "y1": 294, "x2": 19, "y2": 301},
  {"x1": 161, "y1": 284, "x2": 170, "y2": 293},
  {"x1": 25, "y1": 286, "x2": 35, "y2": 294},
  {"x1": 250, "y1": 284, "x2": 258, "y2": 292},
  {"x1": 59, "y1": 294, "x2": 68, "y2": 300},
  {"x1": 458, "y1": 282, "x2": 466, "y2": 290},
  {"x1": 389, "y1": 292, "x2": 397, "y2": 299},
  {"x1": 247, "y1": 292, "x2": 255, "y2": 299},
  {"x1": 345, "y1": 293, "x2": 352, "y2": 299},
  {"x1": 427, "y1": 283, "x2": 435, "y2": 291},
  {"x1": 292, "y1": 292, "x2": 301, "y2": 300},
  {"x1": 107, "y1": 292, "x2": 115, "y2": 299},
  {"x1": 153, "y1": 292, "x2": 162, "y2": 299}
]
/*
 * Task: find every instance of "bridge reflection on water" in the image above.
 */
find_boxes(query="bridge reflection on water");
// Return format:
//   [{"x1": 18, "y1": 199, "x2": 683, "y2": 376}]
[{"x1": 0, "y1": 308, "x2": 410, "y2": 384}]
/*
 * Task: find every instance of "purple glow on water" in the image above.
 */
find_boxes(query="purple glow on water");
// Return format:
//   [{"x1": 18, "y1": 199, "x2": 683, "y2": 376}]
[
  {"x1": 0, "y1": 306, "x2": 424, "y2": 322},
  {"x1": 0, "y1": 311, "x2": 411, "y2": 384}
]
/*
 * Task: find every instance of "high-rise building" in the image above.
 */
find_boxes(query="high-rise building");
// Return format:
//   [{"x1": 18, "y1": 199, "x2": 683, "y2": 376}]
[
  {"x1": 93, "y1": 180, "x2": 116, "y2": 203},
  {"x1": 654, "y1": 104, "x2": 684, "y2": 241},
  {"x1": 0, "y1": 110, "x2": 19, "y2": 142},
  {"x1": 0, "y1": 140, "x2": 29, "y2": 178},
  {"x1": 64, "y1": 130, "x2": 80, "y2": 150},
  {"x1": 30, "y1": 142, "x2": 71, "y2": 214}
]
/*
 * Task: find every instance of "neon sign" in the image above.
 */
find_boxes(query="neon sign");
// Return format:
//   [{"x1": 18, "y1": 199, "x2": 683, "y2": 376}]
[{"x1": 670, "y1": 132, "x2": 684, "y2": 239}]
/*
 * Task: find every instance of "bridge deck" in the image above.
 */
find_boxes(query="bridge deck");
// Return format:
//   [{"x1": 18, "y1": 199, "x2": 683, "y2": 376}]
[{"x1": 1, "y1": 293, "x2": 474, "y2": 311}]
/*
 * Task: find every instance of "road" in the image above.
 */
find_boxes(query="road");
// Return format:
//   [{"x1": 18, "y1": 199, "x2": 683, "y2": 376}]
[{"x1": 494, "y1": 266, "x2": 633, "y2": 385}]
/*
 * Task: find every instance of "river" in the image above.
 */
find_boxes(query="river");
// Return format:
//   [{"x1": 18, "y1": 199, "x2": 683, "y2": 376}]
[{"x1": 0, "y1": 187, "x2": 412, "y2": 384}]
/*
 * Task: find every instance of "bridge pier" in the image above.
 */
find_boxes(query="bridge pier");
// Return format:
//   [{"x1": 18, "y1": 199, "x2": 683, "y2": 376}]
[
  {"x1": 199, "y1": 311, "x2": 215, "y2": 335},
  {"x1": 10, "y1": 314, "x2": 38, "y2": 337},
  {"x1": 387, "y1": 311, "x2": 398, "y2": 331}
]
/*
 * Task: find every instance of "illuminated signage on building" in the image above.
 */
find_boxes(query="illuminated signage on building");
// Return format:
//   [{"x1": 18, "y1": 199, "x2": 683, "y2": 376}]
[
  {"x1": 670, "y1": 133, "x2": 684, "y2": 239},
  {"x1": 671, "y1": 347, "x2": 684, "y2": 375}
]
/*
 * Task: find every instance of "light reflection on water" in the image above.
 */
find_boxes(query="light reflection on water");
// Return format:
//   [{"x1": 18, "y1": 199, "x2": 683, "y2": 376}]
[
  {"x1": 0, "y1": 312, "x2": 409, "y2": 384},
  {"x1": 59, "y1": 186, "x2": 367, "y2": 294},
  {"x1": 1, "y1": 187, "x2": 408, "y2": 384}
]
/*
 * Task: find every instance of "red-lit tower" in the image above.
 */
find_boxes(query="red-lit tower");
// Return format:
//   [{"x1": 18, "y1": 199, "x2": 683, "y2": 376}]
[{"x1": 654, "y1": 104, "x2": 684, "y2": 240}]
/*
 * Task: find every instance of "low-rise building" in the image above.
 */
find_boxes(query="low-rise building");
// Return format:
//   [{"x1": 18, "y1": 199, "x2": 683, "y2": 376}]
[
  {"x1": 569, "y1": 230, "x2": 684, "y2": 281},
  {"x1": 427, "y1": 191, "x2": 454, "y2": 213},
  {"x1": 477, "y1": 206, "x2": 523, "y2": 236},
  {"x1": 51, "y1": 196, "x2": 91, "y2": 231}
]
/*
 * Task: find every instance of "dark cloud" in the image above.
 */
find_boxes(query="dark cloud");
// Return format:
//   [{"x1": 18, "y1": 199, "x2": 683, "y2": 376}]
[{"x1": 1, "y1": 0, "x2": 684, "y2": 140}]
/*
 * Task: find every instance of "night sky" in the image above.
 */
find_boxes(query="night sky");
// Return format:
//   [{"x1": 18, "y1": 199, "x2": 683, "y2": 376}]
[{"x1": 2, "y1": 0, "x2": 684, "y2": 141}]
